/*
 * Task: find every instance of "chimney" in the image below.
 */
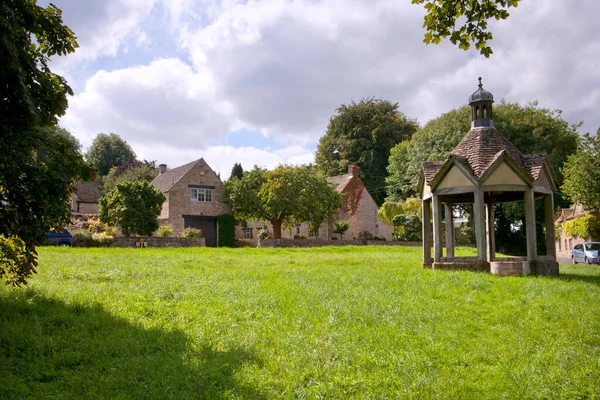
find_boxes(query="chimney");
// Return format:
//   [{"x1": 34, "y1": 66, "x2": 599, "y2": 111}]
[
  {"x1": 159, "y1": 164, "x2": 167, "y2": 174},
  {"x1": 348, "y1": 165, "x2": 359, "y2": 178}
]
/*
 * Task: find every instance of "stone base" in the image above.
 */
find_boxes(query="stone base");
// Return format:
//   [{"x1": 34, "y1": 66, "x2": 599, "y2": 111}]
[
  {"x1": 490, "y1": 259, "x2": 559, "y2": 276},
  {"x1": 432, "y1": 260, "x2": 490, "y2": 272}
]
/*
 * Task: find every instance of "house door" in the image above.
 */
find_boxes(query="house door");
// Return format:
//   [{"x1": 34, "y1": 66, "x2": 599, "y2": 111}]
[{"x1": 183, "y1": 215, "x2": 217, "y2": 247}]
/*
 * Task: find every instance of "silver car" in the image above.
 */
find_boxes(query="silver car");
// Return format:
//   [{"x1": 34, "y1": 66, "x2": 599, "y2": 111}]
[{"x1": 571, "y1": 242, "x2": 600, "y2": 264}]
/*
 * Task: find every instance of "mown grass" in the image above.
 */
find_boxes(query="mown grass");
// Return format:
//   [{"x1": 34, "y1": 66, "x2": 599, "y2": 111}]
[{"x1": 1, "y1": 246, "x2": 599, "y2": 399}]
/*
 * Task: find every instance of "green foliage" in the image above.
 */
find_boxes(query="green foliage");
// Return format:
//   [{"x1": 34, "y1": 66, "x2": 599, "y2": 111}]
[
  {"x1": 101, "y1": 160, "x2": 158, "y2": 195},
  {"x1": 226, "y1": 165, "x2": 342, "y2": 239},
  {"x1": 258, "y1": 228, "x2": 270, "y2": 241},
  {"x1": 2, "y1": 246, "x2": 600, "y2": 397},
  {"x1": 0, "y1": 237, "x2": 37, "y2": 287},
  {"x1": 72, "y1": 230, "x2": 113, "y2": 247},
  {"x1": 85, "y1": 133, "x2": 136, "y2": 176},
  {"x1": 217, "y1": 214, "x2": 236, "y2": 247},
  {"x1": 315, "y1": 98, "x2": 418, "y2": 205},
  {"x1": 413, "y1": 0, "x2": 521, "y2": 57},
  {"x1": 391, "y1": 214, "x2": 422, "y2": 242},
  {"x1": 99, "y1": 181, "x2": 166, "y2": 237},
  {"x1": 229, "y1": 163, "x2": 244, "y2": 180},
  {"x1": 563, "y1": 214, "x2": 600, "y2": 241},
  {"x1": 157, "y1": 226, "x2": 173, "y2": 237},
  {"x1": 379, "y1": 198, "x2": 422, "y2": 225},
  {"x1": 562, "y1": 130, "x2": 600, "y2": 210},
  {"x1": 333, "y1": 220, "x2": 349, "y2": 239},
  {"x1": 455, "y1": 223, "x2": 476, "y2": 245},
  {"x1": 180, "y1": 228, "x2": 202, "y2": 238}
]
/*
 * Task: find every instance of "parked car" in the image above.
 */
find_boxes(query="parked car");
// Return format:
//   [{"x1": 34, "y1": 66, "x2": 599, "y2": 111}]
[
  {"x1": 45, "y1": 229, "x2": 76, "y2": 247},
  {"x1": 571, "y1": 242, "x2": 600, "y2": 264}
]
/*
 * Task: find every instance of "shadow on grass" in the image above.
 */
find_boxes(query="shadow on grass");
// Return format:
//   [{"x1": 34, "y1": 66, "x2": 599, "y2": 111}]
[
  {"x1": 553, "y1": 273, "x2": 600, "y2": 286},
  {"x1": 0, "y1": 289, "x2": 264, "y2": 399}
]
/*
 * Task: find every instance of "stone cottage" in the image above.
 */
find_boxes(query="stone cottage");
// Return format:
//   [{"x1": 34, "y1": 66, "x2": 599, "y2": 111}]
[
  {"x1": 555, "y1": 204, "x2": 598, "y2": 257},
  {"x1": 71, "y1": 180, "x2": 100, "y2": 214},
  {"x1": 151, "y1": 159, "x2": 230, "y2": 247},
  {"x1": 236, "y1": 166, "x2": 393, "y2": 242}
]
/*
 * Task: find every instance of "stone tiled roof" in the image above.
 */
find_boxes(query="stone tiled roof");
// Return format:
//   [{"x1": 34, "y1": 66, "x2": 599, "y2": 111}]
[
  {"x1": 151, "y1": 159, "x2": 203, "y2": 192},
  {"x1": 449, "y1": 127, "x2": 548, "y2": 182},
  {"x1": 74, "y1": 180, "x2": 100, "y2": 203},
  {"x1": 326, "y1": 174, "x2": 352, "y2": 193},
  {"x1": 422, "y1": 161, "x2": 445, "y2": 186}
]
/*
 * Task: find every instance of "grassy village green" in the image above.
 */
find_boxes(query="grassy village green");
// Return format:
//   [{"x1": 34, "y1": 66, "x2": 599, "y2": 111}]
[{"x1": 1, "y1": 246, "x2": 599, "y2": 399}]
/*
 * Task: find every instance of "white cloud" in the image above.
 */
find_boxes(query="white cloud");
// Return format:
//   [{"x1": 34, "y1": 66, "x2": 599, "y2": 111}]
[{"x1": 62, "y1": 58, "x2": 233, "y2": 148}]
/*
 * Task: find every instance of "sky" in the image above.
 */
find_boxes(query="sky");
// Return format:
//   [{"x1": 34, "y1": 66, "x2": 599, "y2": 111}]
[{"x1": 42, "y1": 0, "x2": 600, "y2": 179}]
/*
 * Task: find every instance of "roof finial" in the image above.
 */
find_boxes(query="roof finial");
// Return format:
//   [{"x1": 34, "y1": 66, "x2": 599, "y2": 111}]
[{"x1": 478, "y1": 77, "x2": 482, "y2": 88}]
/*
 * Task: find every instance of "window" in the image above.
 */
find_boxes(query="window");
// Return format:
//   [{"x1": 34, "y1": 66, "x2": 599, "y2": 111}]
[
  {"x1": 243, "y1": 228, "x2": 253, "y2": 239},
  {"x1": 309, "y1": 228, "x2": 318, "y2": 237},
  {"x1": 558, "y1": 240, "x2": 561, "y2": 252},
  {"x1": 295, "y1": 224, "x2": 301, "y2": 236},
  {"x1": 190, "y1": 188, "x2": 212, "y2": 202}
]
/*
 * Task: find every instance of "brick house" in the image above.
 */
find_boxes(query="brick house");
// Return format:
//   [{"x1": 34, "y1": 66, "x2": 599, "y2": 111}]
[
  {"x1": 151, "y1": 159, "x2": 230, "y2": 246},
  {"x1": 236, "y1": 166, "x2": 393, "y2": 242},
  {"x1": 555, "y1": 204, "x2": 599, "y2": 256},
  {"x1": 71, "y1": 180, "x2": 100, "y2": 214}
]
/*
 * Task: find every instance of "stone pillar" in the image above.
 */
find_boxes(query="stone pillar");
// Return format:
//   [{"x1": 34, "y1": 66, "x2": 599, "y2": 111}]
[
  {"x1": 486, "y1": 202, "x2": 495, "y2": 262},
  {"x1": 473, "y1": 187, "x2": 487, "y2": 262},
  {"x1": 422, "y1": 199, "x2": 432, "y2": 267},
  {"x1": 433, "y1": 194, "x2": 442, "y2": 262},
  {"x1": 524, "y1": 188, "x2": 538, "y2": 261},
  {"x1": 544, "y1": 194, "x2": 556, "y2": 258},
  {"x1": 445, "y1": 203, "x2": 454, "y2": 259}
]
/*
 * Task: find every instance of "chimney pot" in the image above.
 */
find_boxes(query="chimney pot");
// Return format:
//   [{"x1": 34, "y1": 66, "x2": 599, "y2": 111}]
[
  {"x1": 348, "y1": 165, "x2": 359, "y2": 178},
  {"x1": 159, "y1": 164, "x2": 167, "y2": 174}
]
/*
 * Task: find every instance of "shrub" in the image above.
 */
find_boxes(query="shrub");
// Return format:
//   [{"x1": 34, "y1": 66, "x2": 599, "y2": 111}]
[
  {"x1": 0, "y1": 236, "x2": 37, "y2": 287},
  {"x1": 180, "y1": 228, "x2": 202, "y2": 238},
  {"x1": 157, "y1": 226, "x2": 173, "y2": 237},
  {"x1": 87, "y1": 217, "x2": 105, "y2": 233},
  {"x1": 258, "y1": 228, "x2": 270, "y2": 241},
  {"x1": 73, "y1": 230, "x2": 113, "y2": 247},
  {"x1": 334, "y1": 220, "x2": 349, "y2": 239},
  {"x1": 103, "y1": 226, "x2": 117, "y2": 237},
  {"x1": 392, "y1": 214, "x2": 422, "y2": 242},
  {"x1": 217, "y1": 214, "x2": 236, "y2": 247},
  {"x1": 92, "y1": 232, "x2": 114, "y2": 246}
]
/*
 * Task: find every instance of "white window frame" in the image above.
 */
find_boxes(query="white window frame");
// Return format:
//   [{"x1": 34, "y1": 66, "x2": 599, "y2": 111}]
[
  {"x1": 190, "y1": 188, "x2": 213, "y2": 203},
  {"x1": 243, "y1": 228, "x2": 253, "y2": 239}
]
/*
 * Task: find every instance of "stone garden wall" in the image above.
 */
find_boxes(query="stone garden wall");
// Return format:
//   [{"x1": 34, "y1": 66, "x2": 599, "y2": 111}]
[
  {"x1": 112, "y1": 236, "x2": 205, "y2": 248},
  {"x1": 259, "y1": 239, "x2": 421, "y2": 248}
]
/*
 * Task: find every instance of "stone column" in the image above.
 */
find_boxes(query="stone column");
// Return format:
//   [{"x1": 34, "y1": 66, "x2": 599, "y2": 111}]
[
  {"x1": 524, "y1": 188, "x2": 538, "y2": 261},
  {"x1": 544, "y1": 194, "x2": 556, "y2": 258},
  {"x1": 486, "y1": 202, "x2": 495, "y2": 262},
  {"x1": 422, "y1": 199, "x2": 432, "y2": 267},
  {"x1": 445, "y1": 203, "x2": 454, "y2": 259},
  {"x1": 433, "y1": 194, "x2": 442, "y2": 262},
  {"x1": 473, "y1": 187, "x2": 487, "y2": 262}
]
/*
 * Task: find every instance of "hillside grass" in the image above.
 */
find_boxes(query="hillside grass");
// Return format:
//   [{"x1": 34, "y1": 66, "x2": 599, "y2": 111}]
[{"x1": 1, "y1": 246, "x2": 599, "y2": 399}]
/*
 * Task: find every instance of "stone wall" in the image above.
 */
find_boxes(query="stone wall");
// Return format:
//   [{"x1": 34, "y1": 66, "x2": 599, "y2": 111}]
[
  {"x1": 112, "y1": 236, "x2": 205, "y2": 248},
  {"x1": 260, "y1": 239, "x2": 421, "y2": 248}
]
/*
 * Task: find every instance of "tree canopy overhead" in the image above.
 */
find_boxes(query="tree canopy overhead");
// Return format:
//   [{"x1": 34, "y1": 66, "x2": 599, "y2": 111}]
[
  {"x1": 561, "y1": 130, "x2": 600, "y2": 211},
  {"x1": 101, "y1": 160, "x2": 158, "y2": 195},
  {"x1": 412, "y1": 0, "x2": 521, "y2": 57},
  {"x1": 1, "y1": 1, "x2": 93, "y2": 285},
  {"x1": 226, "y1": 165, "x2": 342, "y2": 239},
  {"x1": 85, "y1": 133, "x2": 136, "y2": 176},
  {"x1": 315, "y1": 98, "x2": 418, "y2": 206}
]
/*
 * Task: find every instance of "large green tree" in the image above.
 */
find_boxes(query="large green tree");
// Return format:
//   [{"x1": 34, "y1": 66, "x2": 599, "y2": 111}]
[
  {"x1": 226, "y1": 165, "x2": 342, "y2": 239},
  {"x1": 0, "y1": 2, "x2": 92, "y2": 286},
  {"x1": 229, "y1": 163, "x2": 244, "y2": 180},
  {"x1": 85, "y1": 133, "x2": 136, "y2": 176},
  {"x1": 101, "y1": 160, "x2": 158, "y2": 195},
  {"x1": 99, "y1": 181, "x2": 166, "y2": 237},
  {"x1": 412, "y1": 0, "x2": 521, "y2": 57},
  {"x1": 561, "y1": 130, "x2": 600, "y2": 211},
  {"x1": 315, "y1": 98, "x2": 418, "y2": 206}
]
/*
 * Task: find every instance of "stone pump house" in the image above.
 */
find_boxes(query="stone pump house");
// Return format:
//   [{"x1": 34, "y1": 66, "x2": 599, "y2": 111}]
[{"x1": 418, "y1": 79, "x2": 559, "y2": 276}]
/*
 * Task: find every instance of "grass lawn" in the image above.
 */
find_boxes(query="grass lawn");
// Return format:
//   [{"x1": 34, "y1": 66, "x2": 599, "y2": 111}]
[{"x1": 1, "y1": 246, "x2": 599, "y2": 399}]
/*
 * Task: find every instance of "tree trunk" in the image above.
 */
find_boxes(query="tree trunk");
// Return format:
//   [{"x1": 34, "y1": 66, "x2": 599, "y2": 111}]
[{"x1": 271, "y1": 218, "x2": 282, "y2": 239}]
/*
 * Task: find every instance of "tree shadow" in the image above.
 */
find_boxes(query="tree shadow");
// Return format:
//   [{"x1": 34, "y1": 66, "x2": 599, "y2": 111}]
[
  {"x1": 0, "y1": 289, "x2": 264, "y2": 399},
  {"x1": 551, "y1": 272, "x2": 600, "y2": 286}
]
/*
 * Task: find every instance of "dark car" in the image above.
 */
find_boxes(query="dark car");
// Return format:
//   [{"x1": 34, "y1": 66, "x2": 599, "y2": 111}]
[
  {"x1": 571, "y1": 242, "x2": 600, "y2": 265},
  {"x1": 45, "y1": 229, "x2": 76, "y2": 247}
]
